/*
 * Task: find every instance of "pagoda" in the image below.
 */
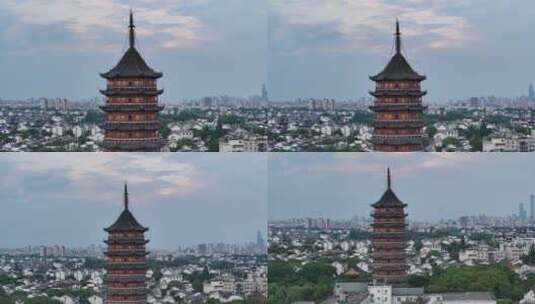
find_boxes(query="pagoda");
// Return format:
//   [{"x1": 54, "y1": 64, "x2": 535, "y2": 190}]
[
  {"x1": 104, "y1": 184, "x2": 149, "y2": 304},
  {"x1": 371, "y1": 169, "x2": 408, "y2": 284},
  {"x1": 100, "y1": 11, "x2": 166, "y2": 152},
  {"x1": 369, "y1": 20, "x2": 427, "y2": 152}
]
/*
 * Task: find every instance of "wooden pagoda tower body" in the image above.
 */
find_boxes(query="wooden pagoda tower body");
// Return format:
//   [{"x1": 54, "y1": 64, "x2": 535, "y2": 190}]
[
  {"x1": 100, "y1": 12, "x2": 165, "y2": 152},
  {"x1": 369, "y1": 21, "x2": 427, "y2": 152},
  {"x1": 371, "y1": 169, "x2": 408, "y2": 284},
  {"x1": 104, "y1": 184, "x2": 149, "y2": 304}
]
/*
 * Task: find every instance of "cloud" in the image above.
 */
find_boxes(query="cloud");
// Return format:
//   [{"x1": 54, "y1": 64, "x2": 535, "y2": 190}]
[
  {"x1": 277, "y1": 153, "x2": 480, "y2": 179},
  {"x1": 2, "y1": 153, "x2": 203, "y2": 205},
  {"x1": 270, "y1": 0, "x2": 475, "y2": 54},
  {"x1": 0, "y1": 0, "x2": 207, "y2": 52}
]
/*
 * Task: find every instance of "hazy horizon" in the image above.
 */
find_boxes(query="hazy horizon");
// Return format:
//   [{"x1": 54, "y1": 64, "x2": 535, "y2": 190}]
[
  {"x1": 0, "y1": 0, "x2": 267, "y2": 101},
  {"x1": 268, "y1": 0, "x2": 535, "y2": 102},
  {"x1": 268, "y1": 153, "x2": 535, "y2": 221}
]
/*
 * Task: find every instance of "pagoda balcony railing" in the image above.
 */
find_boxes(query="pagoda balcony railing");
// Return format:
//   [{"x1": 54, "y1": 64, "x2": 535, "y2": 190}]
[
  {"x1": 104, "y1": 239, "x2": 148, "y2": 245},
  {"x1": 108, "y1": 235, "x2": 145, "y2": 240},
  {"x1": 372, "y1": 232, "x2": 407, "y2": 239},
  {"x1": 104, "y1": 251, "x2": 149, "y2": 257},
  {"x1": 106, "y1": 275, "x2": 146, "y2": 282},
  {"x1": 100, "y1": 88, "x2": 164, "y2": 97},
  {"x1": 371, "y1": 212, "x2": 408, "y2": 219},
  {"x1": 375, "y1": 85, "x2": 421, "y2": 91},
  {"x1": 373, "y1": 236, "x2": 407, "y2": 242},
  {"x1": 374, "y1": 264, "x2": 408, "y2": 271},
  {"x1": 106, "y1": 86, "x2": 158, "y2": 91},
  {"x1": 107, "y1": 301, "x2": 146, "y2": 304},
  {"x1": 373, "y1": 244, "x2": 408, "y2": 251},
  {"x1": 369, "y1": 104, "x2": 428, "y2": 112},
  {"x1": 373, "y1": 240, "x2": 407, "y2": 246},
  {"x1": 107, "y1": 286, "x2": 148, "y2": 292},
  {"x1": 104, "y1": 121, "x2": 160, "y2": 131},
  {"x1": 370, "y1": 90, "x2": 427, "y2": 98},
  {"x1": 107, "y1": 263, "x2": 148, "y2": 270},
  {"x1": 372, "y1": 120, "x2": 425, "y2": 129},
  {"x1": 371, "y1": 223, "x2": 408, "y2": 229},
  {"x1": 106, "y1": 245, "x2": 146, "y2": 250},
  {"x1": 107, "y1": 270, "x2": 147, "y2": 276},
  {"x1": 371, "y1": 134, "x2": 424, "y2": 145},
  {"x1": 108, "y1": 289, "x2": 148, "y2": 296},
  {"x1": 102, "y1": 138, "x2": 167, "y2": 151},
  {"x1": 372, "y1": 252, "x2": 407, "y2": 258},
  {"x1": 100, "y1": 104, "x2": 164, "y2": 113}
]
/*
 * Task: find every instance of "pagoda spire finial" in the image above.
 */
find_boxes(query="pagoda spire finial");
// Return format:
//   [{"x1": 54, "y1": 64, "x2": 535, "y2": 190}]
[
  {"x1": 387, "y1": 168, "x2": 391, "y2": 189},
  {"x1": 395, "y1": 19, "x2": 401, "y2": 54},
  {"x1": 129, "y1": 10, "x2": 135, "y2": 48},
  {"x1": 124, "y1": 182, "x2": 129, "y2": 210}
]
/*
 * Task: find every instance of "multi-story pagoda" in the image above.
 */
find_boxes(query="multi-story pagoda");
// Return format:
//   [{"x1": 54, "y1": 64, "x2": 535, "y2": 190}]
[
  {"x1": 100, "y1": 11, "x2": 165, "y2": 152},
  {"x1": 371, "y1": 169, "x2": 408, "y2": 284},
  {"x1": 369, "y1": 21, "x2": 427, "y2": 152},
  {"x1": 104, "y1": 184, "x2": 149, "y2": 304}
]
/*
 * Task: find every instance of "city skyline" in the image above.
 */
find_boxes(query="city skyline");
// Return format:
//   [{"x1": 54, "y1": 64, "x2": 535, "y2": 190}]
[
  {"x1": 0, "y1": 153, "x2": 267, "y2": 249},
  {"x1": 268, "y1": 153, "x2": 535, "y2": 221},
  {"x1": 269, "y1": 0, "x2": 535, "y2": 101},
  {"x1": 0, "y1": 0, "x2": 266, "y2": 101}
]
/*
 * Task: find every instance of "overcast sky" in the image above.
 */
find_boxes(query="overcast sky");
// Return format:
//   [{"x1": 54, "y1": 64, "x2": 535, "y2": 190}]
[
  {"x1": 268, "y1": 153, "x2": 535, "y2": 222},
  {"x1": 3, "y1": 0, "x2": 534, "y2": 103},
  {"x1": 268, "y1": 0, "x2": 535, "y2": 102},
  {"x1": 0, "y1": 153, "x2": 267, "y2": 249},
  {"x1": 0, "y1": 0, "x2": 267, "y2": 101}
]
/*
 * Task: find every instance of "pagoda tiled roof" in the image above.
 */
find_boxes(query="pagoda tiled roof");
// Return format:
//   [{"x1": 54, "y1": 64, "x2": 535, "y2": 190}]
[
  {"x1": 370, "y1": 21, "x2": 425, "y2": 82},
  {"x1": 101, "y1": 13, "x2": 162, "y2": 79},
  {"x1": 370, "y1": 53, "x2": 425, "y2": 82},
  {"x1": 372, "y1": 169, "x2": 407, "y2": 208},
  {"x1": 101, "y1": 47, "x2": 162, "y2": 79},
  {"x1": 105, "y1": 209, "x2": 148, "y2": 232},
  {"x1": 104, "y1": 184, "x2": 148, "y2": 232}
]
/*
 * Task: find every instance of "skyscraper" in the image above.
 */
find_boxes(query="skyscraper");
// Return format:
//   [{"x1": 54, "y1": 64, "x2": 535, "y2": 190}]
[
  {"x1": 530, "y1": 194, "x2": 535, "y2": 222},
  {"x1": 104, "y1": 184, "x2": 149, "y2": 304},
  {"x1": 371, "y1": 169, "x2": 408, "y2": 284},
  {"x1": 369, "y1": 20, "x2": 427, "y2": 152},
  {"x1": 529, "y1": 83, "x2": 535, "y2": 100},
  {"x1": 261, "y1": 83, "x2": 269, "y2": 102},
  {"x1": 100, "y1": 11, "x2": 166, "y2": 152},
  {"x1": 519, "y1": 203, "x2": 527, "y2": 222}
]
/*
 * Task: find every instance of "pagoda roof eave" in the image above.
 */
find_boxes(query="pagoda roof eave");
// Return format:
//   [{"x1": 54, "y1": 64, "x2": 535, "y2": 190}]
[{"x1": 99, "y1": 89, "x2": 164, "y2": 96}]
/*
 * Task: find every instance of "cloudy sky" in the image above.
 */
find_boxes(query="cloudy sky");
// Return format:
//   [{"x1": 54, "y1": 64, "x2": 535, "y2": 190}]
[
  {"x1": 0, "y1": 0, "x2": 266, "y2": 101},
  {"x1": 0, "y1": 153, "x2": 267, "y2": 249},
  {"x1": 269, "y1": 153, "x2": 535, "y2": 221},
  {"x1": 268, "y1": 0, "x2": 535, "y2": 101}
]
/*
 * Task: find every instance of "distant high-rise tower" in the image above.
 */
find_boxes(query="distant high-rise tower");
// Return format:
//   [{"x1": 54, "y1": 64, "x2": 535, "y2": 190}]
[
  {"x1": 371, "y1": 169, "x2": 408, "y2": 284},
  {"x1": 531, "y1": 195, "x2": 535, "y2": 223},
  {"x1": 369, "y1": 20, "x2": 427, "y2": 152},
  {"x1": 520, "y1": 203, "x2": 527, "y2": 222},
  {"x1": 104, "y1": 184, "x2": 149, "y2": 304},
  {"x1": 261, "y1": 83, "x2": 269, "y2": 102},
  {"x1": 257, "y1": 230, "x2": 265, "y2": 248},
  {"x1": 529, "y1": 84, "x2": 535, "y2": 100},
  {"x1": 100, "y1": 11, "x2": 165, "y2": 152}
]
